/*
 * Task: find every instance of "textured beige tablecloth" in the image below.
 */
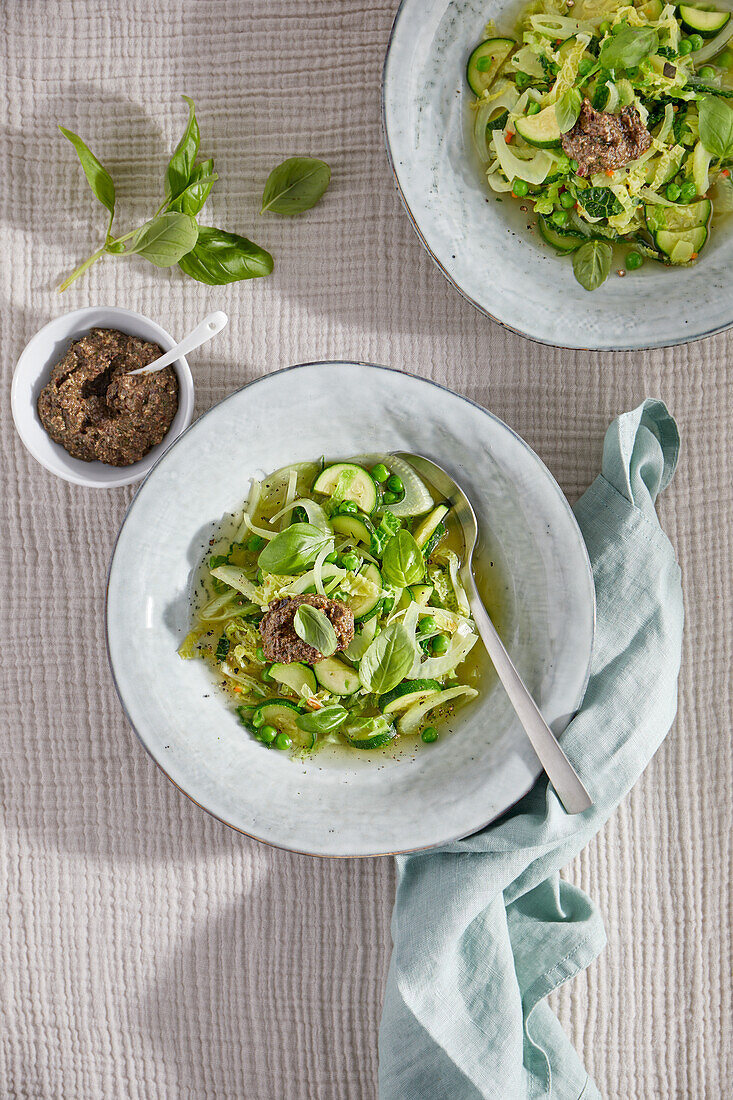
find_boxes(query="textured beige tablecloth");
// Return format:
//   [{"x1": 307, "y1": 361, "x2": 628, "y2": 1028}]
[{"x1": 1, "y1": 2, "x2": 731, "y2": 1097}]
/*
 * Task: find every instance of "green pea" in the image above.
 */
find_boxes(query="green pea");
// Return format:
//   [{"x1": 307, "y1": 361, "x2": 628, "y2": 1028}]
[
  {"x1": 341, "y1": 552, "x2": 360, "y2": 571},
  {"x1": 560, "y1": 191, "x2": 575, "y2": 209},
  {"x1": 325, "y1": 551, "x2": 338, "y2": 564},
  {"x1": 256, "y1": 646, "x2": 266, "y2": 662},
  {"x1": 259, "y1": 725, "x2": 277, "y2": 744},
  {"x1": 665, "y1": 182, "x2": 681, "y2": 202},
  {"x1": 679, "y1": 180, "x2": 697, "y2": 203},
  {"x1": 252, "y1": 711, "x2": 264, "y2": 729},
  {"x1": 678, "y1": 39, "x2": 693, "y2": 55},
  {"x1": 418, "y1": 615, "x2": 438, "y2": 635},
  {"x1": 274, "y1": 732, "x2": 292, "y2": 751},
  {"x1": 339, "y1": 500, "x2": 358, "y2": 515},
  {"x1": 383, "y1": 491, "x2": 399, "y2": 504},
  {"x1": 578, "y1": 57, "x2": 594, "y2": 77},
  {"x1": 421, "y1": 727, "x2": 439, "y2": 744},
  {"x1": 698, "y1": 65, "x2": 716, "y2": 80},
  {"x1": 371, "y1": 463, "x2": 389, "y2": 484},
  {"x1": 430, "y1": 633, "x2": 450, "y2": 656},
  {"x1": 526, "y1": 102, "x2": 541, "y2": 116},
  {"x1": 625, "y1": 251, "x2": 643, "y2": 271},
  {"x1": 688, "y1": 34, "x2": 704, "y2": 52},
  {"x1": 551, "y1": 209, "x2": 570, "y2": 227},
  {"x1": 247, "y1": 535, "x2": 266, "y2": 551},
  {"x1": 512, "y1": 178, "x2": 529, "y2": 197},
  {"x1": 387, "y1": 474, "x2": 404, "y2": 493}
]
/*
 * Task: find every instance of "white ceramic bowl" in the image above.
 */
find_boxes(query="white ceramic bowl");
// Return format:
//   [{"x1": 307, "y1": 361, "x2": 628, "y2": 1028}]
[
  {"x1": 106, "y1": 362, "x2": 595, "y2": 856},
  {"x1": 382, "y1": 0, "x2": 733, "y2": 350},
  {"x1": 11, "y1": 306, "x2": 195, "y2": 488}
]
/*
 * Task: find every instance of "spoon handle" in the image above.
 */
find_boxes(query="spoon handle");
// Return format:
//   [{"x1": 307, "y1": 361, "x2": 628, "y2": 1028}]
[
  {"x1": 463, "y1": 570, "x2": 593, "y2": 815},
  {"x1": 128, "y1": 310, "x2": 228, "y2": 375}
]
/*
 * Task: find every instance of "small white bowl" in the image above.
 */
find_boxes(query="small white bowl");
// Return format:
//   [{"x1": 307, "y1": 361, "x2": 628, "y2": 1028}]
[{"x1": 11, "y1": 306, "x2": 195, "y2": 488}]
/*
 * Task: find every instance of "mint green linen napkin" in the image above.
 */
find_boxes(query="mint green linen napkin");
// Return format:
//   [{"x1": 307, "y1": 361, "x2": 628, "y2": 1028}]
[{"x1": 378, "y1": 399, "x2": 683, "y2": 1100}]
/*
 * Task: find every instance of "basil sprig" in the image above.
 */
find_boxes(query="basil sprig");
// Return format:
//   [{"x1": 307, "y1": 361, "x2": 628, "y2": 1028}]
[
  {"x1": 698, "y1": 96, "x2": 733, "y2": 161},
  {"x1": 359, "y1": 622, "x2": 415, "y2": 694},
  {"x1": 572, "y1": 240, "x2": 613, "y2": 292},
  {"x1": 381, "y1": 531, "x2": 425, "y2": 588},
  {"x1": 261, "y1": 157, "x2": 331, "y2": 216},
  {"x1": 296, "y1": 706, "x2": 348, "y2": 735},
  {"x1": 257, "y1": 523, "x2": 334, "y2": 575},
  {"x1": 293, "y1": 604, "x2": 338, "y2": 657},
  {"x1": 58, "y1": 96, "x2": 273, "y2": 291},
  {"x1": 599, "y1": 26, "x2": 658, "y2": 72}
]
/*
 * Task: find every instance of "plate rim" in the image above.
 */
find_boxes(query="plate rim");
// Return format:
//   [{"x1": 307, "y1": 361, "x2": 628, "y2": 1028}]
[
  {"x1": 106, "y1": 360, "x2": 596, "y2": 856},
  {"x1": 381, "y1": 0, "x2": 733, "y2": 352}
]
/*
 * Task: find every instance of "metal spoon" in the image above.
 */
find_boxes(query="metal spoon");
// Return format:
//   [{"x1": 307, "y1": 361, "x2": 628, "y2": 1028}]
[
  {"x1": 127, "y1": 310, "x2": 228, "y2": 375},
  {"x1": 394, "y1": 451, "x2": 592, "y2": 815}
]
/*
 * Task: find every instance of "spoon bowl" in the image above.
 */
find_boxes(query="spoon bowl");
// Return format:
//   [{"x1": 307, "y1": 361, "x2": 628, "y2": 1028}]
[{"x1": 394, "y1": 450, "x2": 593, "y2": 814}]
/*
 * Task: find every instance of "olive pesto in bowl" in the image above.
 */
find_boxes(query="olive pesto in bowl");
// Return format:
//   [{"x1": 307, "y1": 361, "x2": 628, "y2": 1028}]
[
  {"x1": 11, "y1": 306, "x2": 194, "y2": 488},
  {"x1": 180, "y1": 456, "x2": 484, "y2": 755}
]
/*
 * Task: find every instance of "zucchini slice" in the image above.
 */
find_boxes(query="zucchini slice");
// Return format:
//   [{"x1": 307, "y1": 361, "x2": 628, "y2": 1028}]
[
  {"x1": 253, "y1": 699, "x2": 314, "y2": 747},
  {"x1": 331, "y1": 514, "x2": 375, "y2": 545},
  {"x1": 538, "y1": 215, "x2": 586, "y2": 253},
  {"x1": 268, "y1": 662, "x2": 317, "y2": 697},
  {"x1": 380, "y1": 678, "x2": 443, "y2": 715},
  {"x1": 342, "y1": 719, "x2": 397, "y2": 750},
  {"x1": 313, "y1": 463, "x2": 378, "y2": 514},
  {"x1": 414, "y1": 504, "x2": 449, "y2": 550},
  {"x1": 349, "y1": 562, "x2": 383, "y2": 621},
  {"x1": 655, "y1": 226, "x2": 708, "y2": 263},
  {"x1": 680, "y1": 5, "x2": 730, "y2": 38},
  {"x1": 645, "y1": 199, "x2": 711, "y2": 234},
  {"x1": 313, "y1": 656, "x2": 361, "y2": 695},
  {"x1": 466, "y1": 37, "x2": 515, "y2": 96},
  {"x1": 514, "y1": 104, "x2": 562, "y2": 149}
]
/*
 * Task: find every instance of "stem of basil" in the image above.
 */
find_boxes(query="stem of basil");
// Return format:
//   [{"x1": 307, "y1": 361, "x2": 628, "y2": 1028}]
[{"x1": 57, "y1": 246, "x2": 107, "y2": 292}]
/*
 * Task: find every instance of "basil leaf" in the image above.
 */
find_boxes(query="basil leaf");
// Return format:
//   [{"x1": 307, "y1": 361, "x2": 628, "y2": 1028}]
[
  {"x1": 178, "y1": 226, "x2": 274, "y2": 284},
  {"x1": 168, "y1": 160, "x2": 217, "y2": 216},
  {"x1": 293, "y1": 604, "x2": 338, "y2": 658},
  {"x1": 599, "y1": 26, "x2": 658, "y2": 72},
  {"x1": 578, "y1": 187, "x2": 623, "y2": 219},
  {"x1": 128, "y1": 212, "x2": 199, "y2": 267},
  {"x1": 572, "y1": 240, "x2": 612, "y2": 292},
  {"x1": 296, "y1": 706, "x2": 348, "y2": 734},
  {"x1": 556, "y1": 89, "x2": 582, "y2": 135},
  {"x1": 359, "y1": 622, "x2": 415, "y2": 694},
  {"x1": 59, "y1": 126, "x2": 115, "y2": 219},
  {"x1": 699, "y1": 95, "x2": 733, "y2": 161},
  {"x1": 381, "y1": 531, "x2": 425, "y2": 588},
  {"x1": 261, "y1": 157, "x2": 331, "y2": 216},
  {"x1": 166, "y1": 95, "x2": 200, "y2": 201},
  {"x1": 257, "y1": 523, "x2": 333, "y2": 575}
]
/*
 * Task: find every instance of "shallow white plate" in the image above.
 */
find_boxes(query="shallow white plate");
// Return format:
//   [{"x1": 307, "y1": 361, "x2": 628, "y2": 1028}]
[
  {"x1": 106, "y1": 362, "x2": 595, "y2": 856},
  {"x1": 382, "y1": 0, "x2": 733, "y2": 350}
]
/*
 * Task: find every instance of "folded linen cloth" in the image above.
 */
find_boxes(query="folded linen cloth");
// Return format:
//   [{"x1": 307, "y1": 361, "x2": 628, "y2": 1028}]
[{"x1": 378, "y1": 399, "x2": 683, "y2": 1100}]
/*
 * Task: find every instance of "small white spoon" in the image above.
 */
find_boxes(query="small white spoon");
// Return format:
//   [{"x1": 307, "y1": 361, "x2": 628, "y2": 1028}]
[{"x1": 128, "y1": 310, "x2": 228, "y2": 375}]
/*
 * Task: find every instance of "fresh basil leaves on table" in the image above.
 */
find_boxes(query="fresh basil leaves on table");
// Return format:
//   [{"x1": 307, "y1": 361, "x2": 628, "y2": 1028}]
[
  {"x1": 58, "y1": 96, "x2": 330, "y2": 290},
  {"x1": 260, "y1": 157, "x2": 331, "y2": 216},
  {"x1": 257, "y1": 524, "x2": 334, "y2": 575},
  {"x1": 293, "y1": 605, "x2": 338, "y2": 658},
  {"x1": 358, "y1": 622, "x2": 415, "y2": 694},
  {"x1": 573, "y1": 240, "x2": 613, "y2": 292}
]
